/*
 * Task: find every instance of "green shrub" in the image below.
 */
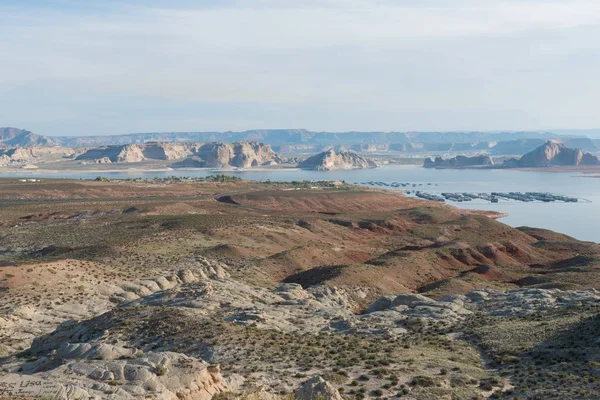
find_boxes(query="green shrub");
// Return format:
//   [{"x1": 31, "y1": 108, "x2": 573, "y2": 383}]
[{"x1": 154, "y1": 365, "x2": 167, "y2": 376}]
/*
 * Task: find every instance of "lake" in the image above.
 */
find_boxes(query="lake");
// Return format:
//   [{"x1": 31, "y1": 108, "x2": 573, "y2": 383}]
[{"x1": 1, "y1": 166, "x2": 598, "y2": 243}]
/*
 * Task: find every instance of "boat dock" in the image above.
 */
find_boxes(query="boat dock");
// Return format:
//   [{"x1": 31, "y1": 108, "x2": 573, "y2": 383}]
[
  {"x1": 352, "y1": 181, "x2": 588, "y2": 204},
  {"x1": 418, "y1": 191, "x2": 584, "y2": 204}
]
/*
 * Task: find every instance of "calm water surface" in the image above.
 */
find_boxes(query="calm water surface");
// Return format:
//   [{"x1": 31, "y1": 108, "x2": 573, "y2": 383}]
[{"x1": 2, "y1": 166, "x2": 597, "y2": 242}]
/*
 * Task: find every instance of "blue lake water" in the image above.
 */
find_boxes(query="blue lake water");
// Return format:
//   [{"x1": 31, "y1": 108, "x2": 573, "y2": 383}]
[{"x1": 2, "y1": 166, "x2": 598, "y2": 243}]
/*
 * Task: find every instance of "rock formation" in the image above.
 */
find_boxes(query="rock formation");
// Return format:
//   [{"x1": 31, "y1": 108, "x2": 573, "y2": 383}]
[
  {"x1": 423, "y1": 155, "x2": 494, "y2": 168},
  {"x1": 296, "y1": 376, "x2": 343, "y2": 400},
  {"x1": 424, "y1": 142, "x2": 600, "y2": 169},
  {"x1": 0, "y1": 350, "x2": 226, "y2": 400},
  {"x1": 490, "y1": 138, "x2": 598, "y2": 155},
  {"x1": 297, "y1": 149, "x2": 377, "y2": 171},
  {"x1": 0, "y1": 146, "x2": 78, "y2": 166},
  {"x1": 506, "y1": 140, "x2": 600, "y2": 167},
  {"x1": 4, "y1": 126, "x2": 600, "y2": 160},
  {"x1": 76, "y1": 141, "x2": 282, "y2": 168},
  {"x1": 199, "y1": 141, "x2": 281, "y2": 168}
]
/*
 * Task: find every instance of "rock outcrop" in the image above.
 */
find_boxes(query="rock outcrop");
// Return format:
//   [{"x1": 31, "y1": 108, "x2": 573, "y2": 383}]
[
  {"x1": 76, "y1": 141, "x2": 282, "y2": 167},
  {"x1": 0, "y1": 351, "x2": 226, "y2": 400},
  {"x1": 296, "y1": 376, "x2": 343, "y2": 400},
  {"x1": 0, "y1": 257, "x2": 230, "y2": 356},
  {"x1": 76, "y1": 143, "x2": 173, "y2": 163},
  {"x1": 423, "y1": 155, "x2": 494, "y2": 168},
  {"x1": 508, "y1": 140, "x2": 600, "y2": 167},
  {"x1": 297, "y1": 149, "x2": 377, "y2": 171}
]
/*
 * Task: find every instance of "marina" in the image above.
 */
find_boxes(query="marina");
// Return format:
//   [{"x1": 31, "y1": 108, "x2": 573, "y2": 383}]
[
  {"x1": 351, "y1": 180, "x2": 585, "y2": 204},
  {"x1": 353, "y1": 181, "x2": 437, "y2": 188},
  {"x1": 412, "y1": 191, "x2": 583, "y2": 204}
]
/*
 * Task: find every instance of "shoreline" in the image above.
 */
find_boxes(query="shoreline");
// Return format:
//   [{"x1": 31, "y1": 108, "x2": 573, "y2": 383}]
[
  {"x1": 7, "y1": 161, "x2": 599, "y2": 175},
  {"x1": 425, "y1": 165, "x2": 600, "y2": 175},
  {"x1": 0, "y1": 165, "x2": 305, "y2": 175},
  {"x1": 0, "y1": 163, "x2": 421, "y2": 175}
]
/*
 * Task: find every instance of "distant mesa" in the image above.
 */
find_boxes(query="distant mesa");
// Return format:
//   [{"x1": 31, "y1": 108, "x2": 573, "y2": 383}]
[
  {"x1": 77, "y1": 142, "x2": 190, "y2": 164},
  {"x1": 297, "y1": 149, "x2": 377, "y2": 171},
  {"x1": 424, "y1": 155, "x2": 494, "y2": 168},
  {"x1": 505, "y1": 140, "x2": 600, "y2": 168}
]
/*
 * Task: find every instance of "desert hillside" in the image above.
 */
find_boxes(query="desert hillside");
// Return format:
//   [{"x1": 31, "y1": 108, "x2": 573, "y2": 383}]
[{"x1": 1, "y1": 178, "x2": 600, "y2": 399}]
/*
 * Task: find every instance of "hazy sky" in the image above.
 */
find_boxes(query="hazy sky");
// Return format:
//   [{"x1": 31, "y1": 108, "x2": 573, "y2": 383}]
[{"x1": 1, "y1": 0, "x2": 600, "y2": 136}]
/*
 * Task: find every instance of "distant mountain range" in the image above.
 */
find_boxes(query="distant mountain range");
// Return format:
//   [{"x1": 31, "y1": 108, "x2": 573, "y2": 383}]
[{"x1": 1, "y1": 127, "x2": 599, "y2": 155}]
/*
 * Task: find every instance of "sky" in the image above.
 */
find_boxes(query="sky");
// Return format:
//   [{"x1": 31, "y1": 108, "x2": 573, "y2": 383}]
[{"x1": 1, "y1": 0, "x2": 600, "y2": 137}]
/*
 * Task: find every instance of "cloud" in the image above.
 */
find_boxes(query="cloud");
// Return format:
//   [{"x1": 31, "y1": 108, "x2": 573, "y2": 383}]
[{"x1": 0, "y1": 0, "x2": 599, "y2": 135}]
